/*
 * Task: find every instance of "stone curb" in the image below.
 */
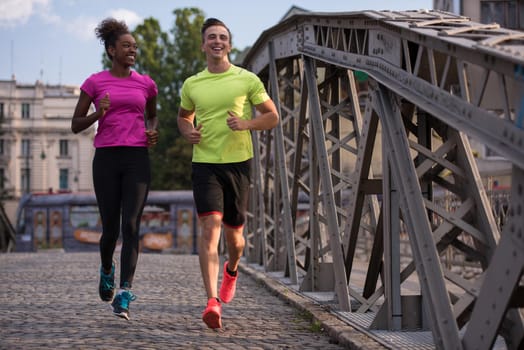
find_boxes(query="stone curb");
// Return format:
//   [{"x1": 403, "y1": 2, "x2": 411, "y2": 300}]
[{"x1": 239, "y1": 263, "x2": 391, "y2": 350}]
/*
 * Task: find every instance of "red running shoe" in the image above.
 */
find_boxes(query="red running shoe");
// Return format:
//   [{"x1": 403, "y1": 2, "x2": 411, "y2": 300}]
[
  {"x1": 202, "y1": 298, "x2": 222, "y2": 329},
  {"x1": 219, "y1": 261, "x2": 238, "y2": 303}
]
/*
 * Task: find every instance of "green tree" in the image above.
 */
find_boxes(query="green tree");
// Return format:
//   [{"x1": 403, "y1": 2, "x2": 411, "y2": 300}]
[
  {"x1": 150, "y1": 8, "x2": 207, "y2": 189},
  {"x1": 131, "y1": 17, "x2": 181, "y2": 189},
  {"x1": 132, "y1": 8, "x2": 207, "y2": 190}
]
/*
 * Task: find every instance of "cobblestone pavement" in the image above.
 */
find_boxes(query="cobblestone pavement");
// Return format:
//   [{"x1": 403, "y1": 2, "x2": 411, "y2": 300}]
[{"x1": 0, "y1": 251, "x2": 387, "y2": 350}]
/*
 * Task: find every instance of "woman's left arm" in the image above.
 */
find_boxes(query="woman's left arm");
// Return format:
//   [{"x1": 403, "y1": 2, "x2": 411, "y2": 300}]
[{"x1": 145, "y1": 95, "x2": 159, "y2": 146}]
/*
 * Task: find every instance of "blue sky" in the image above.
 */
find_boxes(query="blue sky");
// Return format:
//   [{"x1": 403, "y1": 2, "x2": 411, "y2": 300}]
[{"x1": 0, "y1": 0, "x2": 432, "y2": 86}]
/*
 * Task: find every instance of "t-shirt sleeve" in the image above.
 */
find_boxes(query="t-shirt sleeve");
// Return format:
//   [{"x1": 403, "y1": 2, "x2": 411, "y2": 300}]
[
  {"x1": 146, "y1": 75, "x2": 158, "y2": 98},
  {"x1": 249, "y1": 74, "x2": 270, "y2": 106},
  {"x1": 80, "y1": 75, "x2": 96, "y2": 98},
  {"x1": 179, "y1": 80, "x2": 194, "y2": 111}
]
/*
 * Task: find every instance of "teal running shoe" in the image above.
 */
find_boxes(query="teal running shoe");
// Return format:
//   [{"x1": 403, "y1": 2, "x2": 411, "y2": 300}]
[
  {"x1": 98, "y1": 263, "x2": 115, "y2": 302},
  {"x1": 111, "y1": 286, "x2": 137, "y2": 320}
]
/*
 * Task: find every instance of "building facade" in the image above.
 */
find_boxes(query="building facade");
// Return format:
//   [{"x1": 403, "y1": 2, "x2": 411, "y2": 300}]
[
  {"x1": 434, "y1": 0, "x2": 521, "y2": 189},
  {"x1": 434, "y1": 0, "x2": 524, "y2": 30},
  {"x1": 0, "y1": 77, "x2": 95, "y2": 223}
]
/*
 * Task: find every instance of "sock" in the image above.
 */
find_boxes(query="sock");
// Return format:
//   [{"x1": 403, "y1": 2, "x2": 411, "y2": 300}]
[
  {"x1": 118, "y1": 285, "x2": 130, "y2": 294},
  {"x1": 226, "y1": 265, "x2": 237, "y2": 277}
]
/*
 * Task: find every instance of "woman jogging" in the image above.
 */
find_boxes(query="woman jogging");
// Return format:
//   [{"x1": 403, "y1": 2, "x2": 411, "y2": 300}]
[{"x1": 71, "y1": 17, "x2": 158, "y2": 320}]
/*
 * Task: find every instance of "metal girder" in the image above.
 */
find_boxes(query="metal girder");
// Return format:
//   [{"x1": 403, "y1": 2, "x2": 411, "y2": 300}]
[
  {"x1": 372, "y1": 84, "x2": 462, "y2": 349},
  {"x1": 243, "y1": 9, "x2": 524, "y2": 350},
  {"x1": 303, "y1": 56, "x2": 351, "y2": 311},
  {"x1": 462, "y1": 166, "x2": 524, "y2": 350},
  {"x1": 268, "y1": 41, "x2": 298, "y2": 284}
]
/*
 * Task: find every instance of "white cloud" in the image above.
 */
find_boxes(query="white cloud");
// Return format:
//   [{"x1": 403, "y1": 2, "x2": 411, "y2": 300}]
[
  {"x1": 0, "y1": 1, "x2": 143, "y2": 41},
  {"x1": 108, "y1": 8, "x2": 143, "y2": 28},
  {"x1": 0, "y1": 0, "x2": 50, "y2": 27},
  {"x1": 61, "y1": 9, "x2": 143, "y2": 41}
]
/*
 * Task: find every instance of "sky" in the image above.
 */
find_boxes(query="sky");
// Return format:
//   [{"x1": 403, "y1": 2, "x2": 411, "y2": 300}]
[{"x1": 0, "y1": 0, "x2": 432, "y2": 86}]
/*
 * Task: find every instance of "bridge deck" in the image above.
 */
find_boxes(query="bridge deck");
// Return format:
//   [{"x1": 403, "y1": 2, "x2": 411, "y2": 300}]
[{"x1": 0, "y1": 251, "x2": 368, "y2": 349}]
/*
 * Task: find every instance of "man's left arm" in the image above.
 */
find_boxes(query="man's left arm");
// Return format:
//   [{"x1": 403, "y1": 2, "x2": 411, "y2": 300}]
[{"x1": 226, "y1": 99, "x2": 279, "y2": 131}]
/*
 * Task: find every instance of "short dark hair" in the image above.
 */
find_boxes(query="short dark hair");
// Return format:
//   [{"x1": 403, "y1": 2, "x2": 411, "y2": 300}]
[{"x1": 201, "y1": 17, "x2": 232, "y2": 44}]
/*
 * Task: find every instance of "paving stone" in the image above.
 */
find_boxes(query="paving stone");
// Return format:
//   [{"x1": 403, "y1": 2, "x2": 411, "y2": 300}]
[{"x1": 0, "y1": 252, "x2": 386, "y2": 349}]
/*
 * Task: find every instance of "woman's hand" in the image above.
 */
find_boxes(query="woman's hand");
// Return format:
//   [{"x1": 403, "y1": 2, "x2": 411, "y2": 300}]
[
  {"x1": 98, "y1": 93, "x2": 110, "y2": 116},
  {"x1": 145, "y1": 129, "x2": 159, "y2": 147}
]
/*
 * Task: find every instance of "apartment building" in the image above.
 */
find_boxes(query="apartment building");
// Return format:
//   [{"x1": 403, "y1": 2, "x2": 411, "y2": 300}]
[
  {"x1": 0, "y1": 77, "x2": 95, "y2": 223},
  {"x1": 434, "y1": 0, "x2": 524, "y2": 29}
]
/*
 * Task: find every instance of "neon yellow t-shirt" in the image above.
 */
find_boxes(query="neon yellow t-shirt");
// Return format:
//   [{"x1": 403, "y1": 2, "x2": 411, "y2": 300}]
[{"x1": 180, "y1": 65, "x2": 270, "y2": 163}]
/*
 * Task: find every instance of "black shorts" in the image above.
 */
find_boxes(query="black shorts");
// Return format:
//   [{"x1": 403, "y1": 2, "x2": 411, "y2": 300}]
[{"x1": 191, "y1": 161, "x2": 251, "y2": 228}]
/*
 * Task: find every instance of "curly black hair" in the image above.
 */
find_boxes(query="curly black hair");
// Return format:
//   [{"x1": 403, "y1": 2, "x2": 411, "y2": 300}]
[{"x1": 95, "y1": 18, "x2": 130, "y2": 60}]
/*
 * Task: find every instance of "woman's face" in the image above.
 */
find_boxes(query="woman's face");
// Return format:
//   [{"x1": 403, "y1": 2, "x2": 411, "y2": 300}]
[{"x1": 109, "y1": 33, "x2": 137, "y2": 67}]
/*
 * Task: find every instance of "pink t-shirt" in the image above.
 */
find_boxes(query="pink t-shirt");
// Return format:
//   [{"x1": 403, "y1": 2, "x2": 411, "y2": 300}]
[{"x1": 81, "y1": 70, "x2": 158, "y2": 148}]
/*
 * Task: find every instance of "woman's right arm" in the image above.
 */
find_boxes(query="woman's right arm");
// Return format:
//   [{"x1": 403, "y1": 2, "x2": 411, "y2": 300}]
[{"x1": 71, "y1": 90, "x2": 105, "y2": 134}]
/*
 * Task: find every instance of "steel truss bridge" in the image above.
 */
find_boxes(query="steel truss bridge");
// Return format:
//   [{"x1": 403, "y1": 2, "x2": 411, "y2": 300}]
[{"x1": 242, "y1": 9, "x2": 524, "y2": 350}]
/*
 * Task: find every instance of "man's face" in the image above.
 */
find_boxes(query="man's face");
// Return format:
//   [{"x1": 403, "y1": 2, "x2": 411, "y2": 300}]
[{"x1": 202, "y1": 25, "x2": 231, "y2": 59}]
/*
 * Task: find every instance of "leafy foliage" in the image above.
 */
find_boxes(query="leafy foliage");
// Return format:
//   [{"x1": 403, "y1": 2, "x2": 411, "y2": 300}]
[{"x1": 132, "y1": 15, "x2": 190, "y2": 189}]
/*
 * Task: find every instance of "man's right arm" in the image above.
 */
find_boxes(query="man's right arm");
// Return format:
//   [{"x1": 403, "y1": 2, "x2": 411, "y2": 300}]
[{"x1": 177, "y1": 107, "x2": 201, "y2": 144}]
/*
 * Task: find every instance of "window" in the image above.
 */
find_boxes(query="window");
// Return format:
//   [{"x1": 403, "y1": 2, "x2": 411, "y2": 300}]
[
  {"x1": 21, "y1": 103, "x2": 30, "y2": 119},
  {"x1": 0, "y1": 168, "x2": 4, "y2": 190},
  {"x1": 0, "y1": 102, "x2": 4, "y2": 120},
  {"x1": 59, "y1": 140, "x2": 69, "y2": 156},
  {"x1": 486, "y1": 146, "x2": 503, "y2": 158},
  {"x1": 21, "y1": 139, "x2": 31, "y2": 157},
  {"x1": 59, "y1": 169, "x2": 69, "y2": 190},
  {"x1": 481, "y1": 1, "x2": 523, "y2": 29},
  {"x1": 21, "y1": 168, "x2": 30, "y2": 193},
  {"x1": 0, "y1": 139, "x2": 4, "y2": 155}
]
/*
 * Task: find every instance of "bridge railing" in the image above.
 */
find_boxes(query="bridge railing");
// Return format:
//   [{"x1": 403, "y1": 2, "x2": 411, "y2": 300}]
[{"x1": 242, "y1": 10, "x2": 524, "y2": 350}]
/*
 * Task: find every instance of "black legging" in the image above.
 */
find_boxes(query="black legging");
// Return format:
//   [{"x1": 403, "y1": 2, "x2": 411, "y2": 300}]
[{"x1": 93, "y1": 146, "x2": 150, "y2": 289}]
